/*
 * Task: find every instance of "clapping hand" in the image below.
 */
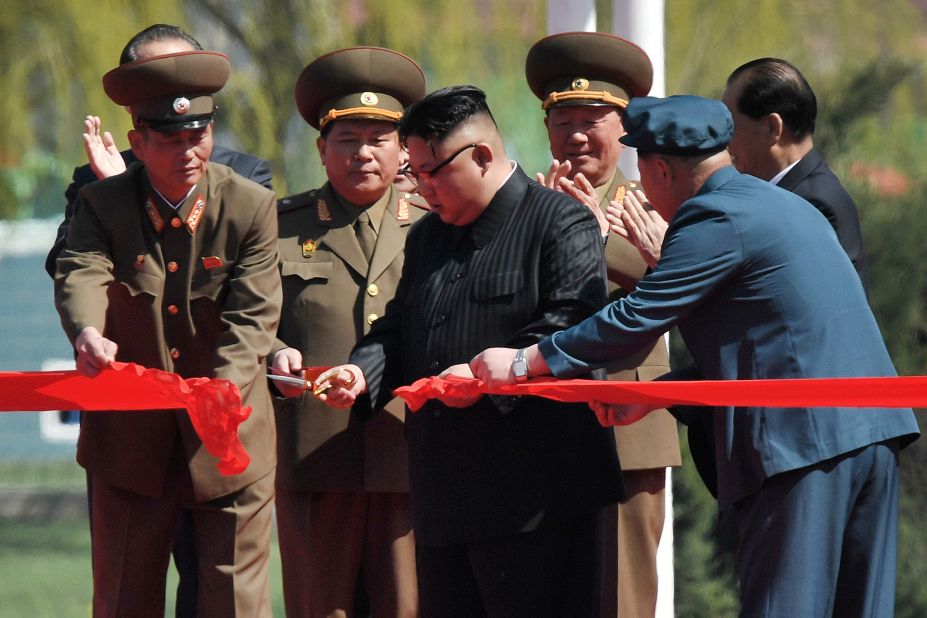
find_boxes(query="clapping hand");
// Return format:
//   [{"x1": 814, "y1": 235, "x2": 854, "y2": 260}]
[{"x1": 607, "y1": 188, "x2": 667, "y2": 267}]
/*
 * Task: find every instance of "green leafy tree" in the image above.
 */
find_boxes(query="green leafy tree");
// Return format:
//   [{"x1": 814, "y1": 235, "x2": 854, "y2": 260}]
[{"x1": 0, "y1": 0, "x2": 185, "y2": 218}]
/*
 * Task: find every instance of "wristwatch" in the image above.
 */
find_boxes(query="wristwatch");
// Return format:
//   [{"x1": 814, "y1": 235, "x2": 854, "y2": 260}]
[{"x1": 512, "y1": 348, "x2": 529, "y2": 383}]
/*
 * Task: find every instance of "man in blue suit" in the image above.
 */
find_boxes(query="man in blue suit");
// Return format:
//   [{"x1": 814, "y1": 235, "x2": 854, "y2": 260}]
[{"x1": 471, "y1": 95, "x2": 919, "y2": 616}]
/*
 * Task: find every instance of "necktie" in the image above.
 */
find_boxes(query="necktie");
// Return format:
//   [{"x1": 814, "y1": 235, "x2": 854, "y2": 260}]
[{"x1": 355, "y1": 210, "x2": 377, "y2": 262}]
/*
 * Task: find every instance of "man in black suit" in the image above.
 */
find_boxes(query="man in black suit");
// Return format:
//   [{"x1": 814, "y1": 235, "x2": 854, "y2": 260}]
[
  {"x1": 45, "y1": 24, "x2": 272, "y2": 618},
  {"x1": 316, "y1": 85, "x2": 623, "y2": 616},
  {"x1": 722, "y1": 57, "x2": 869, "y2": 292}
]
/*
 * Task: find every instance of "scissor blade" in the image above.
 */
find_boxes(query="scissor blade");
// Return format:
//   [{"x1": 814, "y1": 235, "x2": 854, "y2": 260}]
[{"x1": 267, "y1": 373, "x2": 309, "y2": 389}]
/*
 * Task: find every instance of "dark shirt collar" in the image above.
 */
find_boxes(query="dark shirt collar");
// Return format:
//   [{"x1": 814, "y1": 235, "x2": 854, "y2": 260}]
[{"x1": 470, "y1": 164, "x2": 529, "y2": 248}]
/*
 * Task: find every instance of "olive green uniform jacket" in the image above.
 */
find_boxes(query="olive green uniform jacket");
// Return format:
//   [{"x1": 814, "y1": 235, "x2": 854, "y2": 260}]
[
  {"x1": 600, "y1": 172, "x2": 681, "y2": 469},
  {"x1": 55, "y1": 161, "x2": 282, "y2": 501},
  {"x1": 272, "y1": 184, "x2": 426, "y2": 492}
]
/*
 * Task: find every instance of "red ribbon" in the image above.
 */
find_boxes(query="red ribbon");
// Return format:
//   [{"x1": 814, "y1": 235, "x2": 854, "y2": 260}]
[
  {"x1": 0, "y1": 362, "x2": 251, "y2": 475},
  {"x1": 393, "y1": 375, "x2": 927, "y2": 412}
]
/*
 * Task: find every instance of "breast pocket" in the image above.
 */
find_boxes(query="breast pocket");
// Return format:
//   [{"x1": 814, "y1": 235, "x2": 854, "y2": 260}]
[
  {"x1": 114, "y1": 268, "x2": 162, "y2": 298},
  {"x1": 191, "y1": 262, "x2": 233, "y2": 302},
  {"x1": 280, "y1": 260, "x2": 333, "y2": 283},
  {"x1": 471, "y1": 270, "x2": 524, "y2": 303}
]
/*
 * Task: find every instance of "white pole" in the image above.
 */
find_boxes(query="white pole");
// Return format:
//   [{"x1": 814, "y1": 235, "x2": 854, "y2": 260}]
[
  {"x1": 614, "y1": 3, "x2": 674, "y2": 616},
  {"x1": 613, "y1": 0, "x2": 666, "y2": 180},
  {"x1": 612, "y1": 1, "x2": 666, "y2": 97},
  {"x1": 546, "y1": 0, "x2": 596, "y2": 34}
]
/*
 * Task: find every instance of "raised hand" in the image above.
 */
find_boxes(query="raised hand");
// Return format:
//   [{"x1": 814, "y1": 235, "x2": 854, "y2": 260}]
[{"x1": 82, "y1": 115, "x2": 126, "y2": 180}]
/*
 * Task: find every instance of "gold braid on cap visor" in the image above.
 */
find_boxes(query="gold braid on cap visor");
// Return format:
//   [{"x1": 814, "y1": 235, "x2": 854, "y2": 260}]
[
  {"x1": 542, "y1": 90, "x2": 629, "y2": 110},
  {"x1": 320, "y1": 107, "x2": 403, "y2": 128}
]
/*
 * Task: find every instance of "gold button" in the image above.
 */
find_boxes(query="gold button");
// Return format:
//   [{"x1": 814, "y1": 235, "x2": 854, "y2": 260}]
[
  {"x1": 366, "y1": 313, "x2": 378, "y2": 325},
  {"x1": 170, "y1": 218, "x2": 182, "y2": 228},
  {"x1": 170, "y1": 347, "x2": 180, "y2": 359},
  {"x1": 167, "y1": 305, "x2": 179, "y2": 315},
  {"x1": 167, "y1": 261, "x2": 178, "y2": 273},
  {"x1": 367, "y1": 284, "x2": 379, "y2": 297}
]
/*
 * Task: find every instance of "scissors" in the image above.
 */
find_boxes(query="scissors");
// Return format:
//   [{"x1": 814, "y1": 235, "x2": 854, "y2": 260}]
[{"x1": 267, "y1": 368, "x2": 356, "y2": 397}]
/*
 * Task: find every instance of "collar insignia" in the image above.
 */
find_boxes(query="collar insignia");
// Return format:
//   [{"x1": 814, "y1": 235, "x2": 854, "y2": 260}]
[
  {"x1": 397, "y1": 198, "x2": 410, "y2": 222},
  {"x1": 317, "y1": 198, "x2": 332, "y2": 222},
  {"x1": 185, "y1": 195, "x2": 206, "y2": 235},
  {"x1": 144, "y1": 197, "x2": 165, "y2": 234}
]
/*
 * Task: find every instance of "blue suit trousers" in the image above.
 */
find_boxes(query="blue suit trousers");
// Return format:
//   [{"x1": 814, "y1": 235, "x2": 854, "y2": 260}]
[{"x1": 732, "y1": 439, "x2": 900, "y2": 617}]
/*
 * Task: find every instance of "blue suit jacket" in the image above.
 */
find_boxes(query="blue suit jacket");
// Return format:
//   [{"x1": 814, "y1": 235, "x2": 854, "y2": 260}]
[
  {"x1": 45, "y1": 145, "x2": 272, "y2": 277},
  {"x1": 541, "y1": 165, "x2": 919, "y2": 506}
]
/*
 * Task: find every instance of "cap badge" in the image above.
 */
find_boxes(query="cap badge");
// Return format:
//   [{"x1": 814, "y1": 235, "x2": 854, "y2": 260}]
[
  {"x1": 302, "y1": 239, "x2": 317, "y2": 258},
  {"x1": 172, "y1": 97, "x2": 191, "y2": 115},
  {"x1": 571, "y1": 78, "x2": 590, "y2": 91},
  {"x1": 360, "y1": 92, "x2": 379, "y2": 107}
]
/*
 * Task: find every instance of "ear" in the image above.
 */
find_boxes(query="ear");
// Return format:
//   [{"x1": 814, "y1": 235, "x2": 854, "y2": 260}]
[
  {"x1": 128, "y1": 129, "x2": 144, "y2": 160},
  {"x1": 655, "y1": 156, "x2": 675, "y2": 186},
  {"x1": 765, "y1": 113, "x2": 785, "y2": 144},
  {"x1": 316, "y1": 135, "x2": 327, "y2": 162},
  {"x1": 473, "y1": 143, "x2": 493, "y2": 173}
]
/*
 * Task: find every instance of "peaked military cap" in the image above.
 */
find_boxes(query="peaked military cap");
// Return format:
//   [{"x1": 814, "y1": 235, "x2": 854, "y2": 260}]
[
  {"x1": 525, "y1": 31, "x2": 652, "y2": 111},
  {"x1": 295, "y1": 46, "x2": 426, "y2": 130},
  {"x1": 619, "y1": 95, "x2": 734, "y2": 155},
  {"x1": 103, "y1": 50, "x2": 229, "y2": 133}
]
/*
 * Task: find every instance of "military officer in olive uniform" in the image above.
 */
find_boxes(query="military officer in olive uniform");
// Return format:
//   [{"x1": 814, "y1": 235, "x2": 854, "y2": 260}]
[
  {"x1": 54, "y1": 51, "x2": 281, "y2": 617},
  {"x1": 269, "y1": 47, "x2": 426, "y2": 617},
  {"x1": 526, "y1": 32, "x2": 682, "y2": 617}
]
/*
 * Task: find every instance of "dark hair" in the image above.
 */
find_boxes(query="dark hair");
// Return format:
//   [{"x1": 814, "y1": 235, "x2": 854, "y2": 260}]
[
  {"x1": 727, "y1": 58, "x2": 817, "y2": 139},
  {"x1": 398, "y1": 85, "x2": 497, "y2": 142},
  {"x1": 119, "y1": 24, "x2": 202, "y2": 65}
]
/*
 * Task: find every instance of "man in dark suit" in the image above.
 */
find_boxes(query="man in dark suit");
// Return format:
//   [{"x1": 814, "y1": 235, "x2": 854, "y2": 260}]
[
  {"x1": 472, "y1": 95, "x2": 919, "y2": 616},
  {"x1": 722, "y1": 57, "x2": 869, "y2": 292},
  {"x1": 317, "y1": 85, "x2": 623, "y2": 616}
]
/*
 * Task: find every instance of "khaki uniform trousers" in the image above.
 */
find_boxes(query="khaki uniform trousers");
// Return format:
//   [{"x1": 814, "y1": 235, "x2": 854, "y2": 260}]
[
  {"x1": 276, "y1": 489, "x2": 418, "y2": 617},
  {"x1": 89, "y1": 460, "x2": 275, "y2": 617},
  {"x1": 601, "y1": 468, "x2": 667, "y2": 617}
]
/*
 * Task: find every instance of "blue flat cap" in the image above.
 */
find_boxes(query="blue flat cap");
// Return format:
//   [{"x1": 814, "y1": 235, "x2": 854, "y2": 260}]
[{"x1": 619, "y1": 95, "x2": 733, "y2": 155}]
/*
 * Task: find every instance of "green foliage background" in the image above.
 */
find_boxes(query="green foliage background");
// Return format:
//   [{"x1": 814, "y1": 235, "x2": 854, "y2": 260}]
[{"x1": 3, "y1": 0, "x2": 927, "y2": 614}]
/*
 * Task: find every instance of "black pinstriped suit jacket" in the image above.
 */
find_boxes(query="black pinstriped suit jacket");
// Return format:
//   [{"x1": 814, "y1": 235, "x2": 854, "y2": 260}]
[{"x1": 351, "y1": 166, "x2": 623, "y2": 546}]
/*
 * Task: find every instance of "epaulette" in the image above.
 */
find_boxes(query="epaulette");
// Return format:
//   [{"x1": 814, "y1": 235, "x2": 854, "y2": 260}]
[
  {"x1": 400, "y1": 192, "x2": 430, "y2": 211},
  {"x1": 277, "y1": 190, "x2": 316, "y2": 215}
]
